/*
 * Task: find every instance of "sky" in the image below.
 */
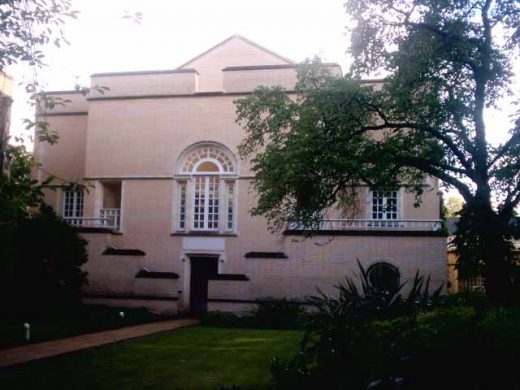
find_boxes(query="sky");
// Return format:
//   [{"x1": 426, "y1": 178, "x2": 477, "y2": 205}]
[
  {"x1": 8, "y1": 0, "x2": 350, "y2": 142},
  {"x1": 6, "y1": 0, "x2": 519, "y2": 201}
]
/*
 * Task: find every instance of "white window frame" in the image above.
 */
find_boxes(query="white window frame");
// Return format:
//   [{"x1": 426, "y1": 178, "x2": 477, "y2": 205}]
[
  {"x1": 175, "y1": 144, "x2": 238, "y2": 233},
  {"x1": 224, "y1": 180, "x2": 235, "y2": 232},
  {"x1": 192, "y1": 174, "x2": 220, "y2": 231},
  {"x1": 63, "y1": 190, "x2": 84, "y2": 219},
  {"x1": 177, "y1": 181, "x2": 187, "y2": 231},
  {"x1": 370, "y1": 189, "x2": 400, "y2": 220}
]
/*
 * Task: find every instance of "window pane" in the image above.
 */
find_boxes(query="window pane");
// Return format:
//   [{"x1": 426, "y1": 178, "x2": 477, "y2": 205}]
[
  {"x1": 178, "y1": 183, "x2": 186, "y2": 230},
  {"x1": 193, "y1": 176, "x2": 219, "y2": 230},
  {"x1": 372, "y1": 190, "x2": 398, "y2": 220},
  {"x1": 196, "y1": 161, "x2": 219, "y2": 172},
  {"x1": 193, "y1": 176, "x2": 205, "y2": 229},
  {"x1": 63, "y1": 190, "x2": 83, "y2": 219},
  {"x1": 207, "y1": 176, "x2": 219, "y2": 229},
  {"x1": 226, "y1": 182, "x2": 234, "y2": 231}
]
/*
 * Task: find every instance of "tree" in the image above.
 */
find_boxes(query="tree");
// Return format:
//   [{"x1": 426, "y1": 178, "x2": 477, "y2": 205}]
[
  {"x1": 0, "y1": 146, "x2": 88, "y2": 315},
  {"x1": 1, "y1": 205, "x2": 88, "y2": 315},
  {"x1": 236, "y1": 0, "x2": 520, "y2": 303},
  {"x1": 0, "y1": 0, "x2": 78, "y2": 146},
  {"x1": 0, "y1": 1, "x2": 88, "y2": 314},
  {"x1": 444, "y1": 196, "x2": 464, "y2": 217}
]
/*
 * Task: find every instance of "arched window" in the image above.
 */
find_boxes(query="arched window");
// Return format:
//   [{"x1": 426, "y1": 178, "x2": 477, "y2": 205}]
[
  {"x1": 367, "y1": 262, "x2": 401, "y2": 292},
  {"x1": 175, "y1": 143, "x2": 237, "y2": 232},
  {"x1": 181, "y1": 145, "x2": 235, "y2": 174}
]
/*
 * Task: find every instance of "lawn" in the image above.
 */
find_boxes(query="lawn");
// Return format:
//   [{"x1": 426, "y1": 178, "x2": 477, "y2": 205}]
[
  {"x1": 0, "y1": 326, "x2": 302, "y2": 389},
  {"x1": 0, "y1": 305, "x2": 165, "y2": 350}
]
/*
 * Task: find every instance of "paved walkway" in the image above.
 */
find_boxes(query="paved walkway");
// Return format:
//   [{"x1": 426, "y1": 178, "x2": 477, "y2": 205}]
[{"x1": 0, "y1": 318, "x2": 199, "y2": 368}]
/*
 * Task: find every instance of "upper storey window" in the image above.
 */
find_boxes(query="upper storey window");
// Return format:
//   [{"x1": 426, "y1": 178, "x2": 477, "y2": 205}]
[
  {"x1": 371, "y1": 190, "x2": 399, "y2": 220},
  {"x1": 176, "y1": 143, "x2": 237, "y2": 233},
  {"x1": 63, "y1": 190, "x2": 84, "y2": 221}
]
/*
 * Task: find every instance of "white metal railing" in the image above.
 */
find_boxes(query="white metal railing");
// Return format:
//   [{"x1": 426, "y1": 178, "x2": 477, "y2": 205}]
[
  {"x1": 64, "y1": 217, "x2": 108, "y2": 228},
  {"x1": 99, "y1": 208, "x2": 121, "y2": 230},
  {"x1": 64, "y1": 208, "x2": 121, "y2": 231},
  {"x1": 288, "y1": 219, "x2": 443, "y2": 231}
]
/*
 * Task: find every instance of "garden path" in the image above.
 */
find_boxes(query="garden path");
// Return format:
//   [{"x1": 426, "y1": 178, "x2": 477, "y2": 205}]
[{"x1": 0, "y1": 318, "x2": 199, "y2": 368}]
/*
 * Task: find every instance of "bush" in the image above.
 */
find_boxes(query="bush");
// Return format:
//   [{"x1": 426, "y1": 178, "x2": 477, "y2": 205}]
[
  {"x1": 252, "y1": 298, "x2": 306, "y2": 329},
  {"x1": 203, "y1": 298, "x2": 306, "y2": 329},
  {"x1": 269, "y1": 262, "x2": 448, "y2": 389},
  {"x1": 0, "y1": 205, "x2": 88, "y2": 316},
  {"x1": 272, "y1": 292, "x2": 520, "y2": 389},
  {"x1": 201, "y1": 311, "x2": 249, "y2": 327}
]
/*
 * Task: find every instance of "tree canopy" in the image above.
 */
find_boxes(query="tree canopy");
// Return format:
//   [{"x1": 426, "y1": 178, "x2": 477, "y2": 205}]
[
  {"x1": 444, "y1": 195, "x2": 464, "y2": 217},
  {"x1": 0, "y1": 1, "x2": 88, "y2": 315},
  {"x1": 236, "y1": 0, "x2": 520, "y2": 302}
]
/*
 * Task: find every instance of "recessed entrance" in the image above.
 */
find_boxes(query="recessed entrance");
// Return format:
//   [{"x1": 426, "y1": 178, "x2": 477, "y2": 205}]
[{"x1": 189, "y1": 256, "x2": 218, "y2": 313}]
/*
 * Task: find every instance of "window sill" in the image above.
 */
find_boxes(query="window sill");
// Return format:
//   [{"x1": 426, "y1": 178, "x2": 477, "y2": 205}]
[{"x1": 171, "y1": 231, "x2": 237, "y2": 237}]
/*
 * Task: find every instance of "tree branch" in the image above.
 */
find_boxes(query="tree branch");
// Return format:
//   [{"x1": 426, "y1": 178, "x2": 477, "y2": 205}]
[
  {"x1": 489, "y1": 128, "x2": 520, "y2": 168},
  {"x1": 396, "y1": 156, "x2": 473, "y2": 201},
  {"x1": 365, "y1": 104, "x2": 475, "y2": 175}
]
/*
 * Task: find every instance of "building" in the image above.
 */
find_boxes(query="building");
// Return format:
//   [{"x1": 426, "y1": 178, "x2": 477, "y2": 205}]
[
  {"x1": 0, "y1": 72, "x2": 13, "y2": 173},
  {"x1": 447, "y1": 217, "x2": 520, "y2": 293},
  {"x1": 34, "y1": 35, "x2": 447, "y2": 314}
]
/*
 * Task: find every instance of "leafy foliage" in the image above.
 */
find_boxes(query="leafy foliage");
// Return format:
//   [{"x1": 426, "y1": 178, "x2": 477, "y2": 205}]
[
  {"x1": 269, "y1": 264, "x2": 520, "y2": 389},
  {"x1": 0, "y1": 205, "x2": 88, "y2": 315},
  {"x1": 0, "y1": 0, "x2": 80, "y2": 144},
  {"x1": 252, "y1": 298, "x2": 306, "y2": 329},
  {"x1": 0, "y1": 145, "x2": 45, "y2": 222},
  {"x1": 444, "y1": 195, "x2": 464, "y2": 217},
  {"x1": 270, "y1": 263, "x2": 444, "y2": 389},
  {"x1": 236, "y1": 0, "x2": 520, "y2": 302},
  {"x1": 0, "y1": 144, "x2": 87, "y2": 316},
  {"x1": 203, "y1": 298, "x2": 306, "y2": 329},
  {"x1": 0, "y1": 0, "x2": 78, "y2": 71}
]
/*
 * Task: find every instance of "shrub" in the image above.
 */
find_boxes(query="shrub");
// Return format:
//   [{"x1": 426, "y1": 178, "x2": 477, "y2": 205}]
[
  {"x1": 0, "y1": 205, "x2": 88, "y2": 316},
  {"x1": 201, "y1": 311, "x2": 249, "y2": 327},
  {"x1": 251, "y1": 298, "x2": 306, "y2": 329},
  {"x1": 203, "y1": 298, "x2": 306, "y2": 329},
  {"x1": 270, "y1": 262, "x2": 446, "y2": 389}
]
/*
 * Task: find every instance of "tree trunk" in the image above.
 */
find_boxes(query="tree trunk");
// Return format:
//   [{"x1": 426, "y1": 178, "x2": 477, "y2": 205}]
[
  {"x1": 481, "y1": 225, "x2": 514, "y2": 304},
  {"x1": 455, "y1": 198, "x2": 515, "y2": 304}
]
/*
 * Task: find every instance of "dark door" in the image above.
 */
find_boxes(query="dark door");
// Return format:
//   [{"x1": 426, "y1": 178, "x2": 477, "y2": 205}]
[{"x1": 190, "y1": 257, "x2": 218, "y2": 313}]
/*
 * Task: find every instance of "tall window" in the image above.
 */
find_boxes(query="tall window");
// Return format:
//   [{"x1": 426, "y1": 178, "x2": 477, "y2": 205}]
[
  {"x1": 176, "y1": 144, "x2": 237, "y2": 233},
  {"x1": 225, "y1": 181, "x2": 234, "y2": 231},
  {"x1": 193, "y1": 167, "x2": 220, "y2": 230},
  {"x1": 371, "y1": 190, "x2": 398, "y2": 220},
  {"x1": 178, "y1": 182, "x2": 187, "y2": 230},
  {"x1": 63, "y1": 190, "x2": 84, "y2": 219}
]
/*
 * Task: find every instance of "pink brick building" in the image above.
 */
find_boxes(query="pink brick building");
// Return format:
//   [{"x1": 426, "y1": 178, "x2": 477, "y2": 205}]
[{"x1": 35, "y1": 35, "x2": 447, "y2": 314}]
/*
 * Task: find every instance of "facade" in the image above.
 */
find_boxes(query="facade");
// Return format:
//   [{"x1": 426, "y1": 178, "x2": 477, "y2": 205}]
[
  {"x1": 0, "y1": 72, "x2": 13, "y2": 173},
  {"x1": 35, "y1": 35, "x2": 447, "y2": 314}
]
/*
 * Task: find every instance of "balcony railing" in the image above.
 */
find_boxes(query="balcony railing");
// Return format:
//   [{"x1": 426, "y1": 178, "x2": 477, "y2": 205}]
[
  {"x1": 287, "y1": 219, "x2": 443, "y2": 231},
  {"x1": 100, "y1": 208, "x2": 121, "y2": 230},
  {"x1": 64, "y1": 208, "x2": 121, "y2": 231}
]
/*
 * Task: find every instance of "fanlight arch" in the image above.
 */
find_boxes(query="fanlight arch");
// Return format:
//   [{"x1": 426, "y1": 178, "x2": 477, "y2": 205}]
[
  {"x1": 174, "y1": 142, "x2": 237, "y2": 233},
  {"x1": 178, "y1": 142, "x2": 236, "y2": 174}
]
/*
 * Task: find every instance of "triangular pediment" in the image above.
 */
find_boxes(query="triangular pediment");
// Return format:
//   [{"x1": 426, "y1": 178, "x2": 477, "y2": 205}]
[
  {"x1": 177, "y1": 34, "x2": 295, "y2": 92},
  {"x1": 178, "y1": 34, "x2": 294, "y2": 70}
]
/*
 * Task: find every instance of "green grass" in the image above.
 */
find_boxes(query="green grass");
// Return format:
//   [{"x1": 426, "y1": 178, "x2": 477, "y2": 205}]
[
  {"x1": 0, "y1": 305, "x2": 164, "y2": 349},
  {"x1": 0, "y1": 326, "x2": 301, "y2": 389}
]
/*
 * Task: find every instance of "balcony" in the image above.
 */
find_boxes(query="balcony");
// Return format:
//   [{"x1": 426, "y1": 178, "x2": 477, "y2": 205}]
[
  {"x1": 65, "y1": 208, "x2": 121, "y2": 231},
  {"x1": 287, "y1": 219, "x2": 443, "y2": 232}
]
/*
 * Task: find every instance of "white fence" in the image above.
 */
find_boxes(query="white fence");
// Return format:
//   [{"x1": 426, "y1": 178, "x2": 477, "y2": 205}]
[
  {"x1": 64, "y1": 208, "x2": 121, "y2": 231},
  {"x1": 288, "y1": 219, "x2": 443, "y2": 231}
]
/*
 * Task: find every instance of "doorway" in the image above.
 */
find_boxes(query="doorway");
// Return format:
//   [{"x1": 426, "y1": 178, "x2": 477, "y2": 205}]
[{"x1": 189, "y1": 256, "x2": 218, "y2": 313}]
